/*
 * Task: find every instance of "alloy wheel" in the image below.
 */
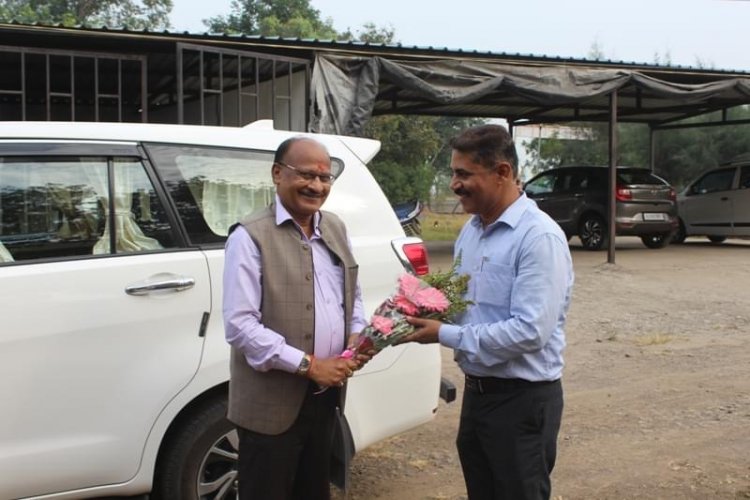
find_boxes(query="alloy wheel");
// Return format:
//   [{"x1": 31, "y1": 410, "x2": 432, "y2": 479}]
[
  {"x1": 197, "y1": 430, "x2": 239, "y2": 499},
  {"x1": 579, "y1": 215, "x2": 606, "y2": 250}
]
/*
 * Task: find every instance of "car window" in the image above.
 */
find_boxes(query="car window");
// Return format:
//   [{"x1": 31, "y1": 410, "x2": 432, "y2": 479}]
[
  {"x1": 739, "y1": 165, "x2": 750, "y2": 189},
  {"x1": 574, "y1": 172, "x2": 590, "y2": 190},
  {"x1": 689, "y1": 168, "x2": 735, "y2": 195},
  {"x1": 587, "y1": 170, "x2": 607, "y2": 191},
  {"x1": 145, "y1": 143, "x2": 342, "y2": 245},
  {"x1": 617, "y1": 169, "x2": 667, "y2": 186},
  {"x1": 0, "y1": 156, "x2": 176, "y2": 264},
  {"x1": 524, "y1": 171, "x2": 557, "y2": 195},
  {"x1": 559, "y1": 170, "x2": 589, "y2": 192}
]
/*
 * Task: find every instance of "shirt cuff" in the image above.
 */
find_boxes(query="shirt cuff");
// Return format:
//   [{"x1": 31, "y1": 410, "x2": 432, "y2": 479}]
[
  {"x1": 350, "y1": 320, "x2": 369, "y2": 333},
  {"x1": 438, "y1": 324, "x2": 462, "y2": 349},
  {"x1": 278, "y1": 346, "x2": 306, "y2": 374}
]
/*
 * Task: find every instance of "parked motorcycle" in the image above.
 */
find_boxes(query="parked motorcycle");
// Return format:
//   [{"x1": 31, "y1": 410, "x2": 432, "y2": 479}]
[{"x1": 392, "y1": 200, "x2": 423, "y2": 236}]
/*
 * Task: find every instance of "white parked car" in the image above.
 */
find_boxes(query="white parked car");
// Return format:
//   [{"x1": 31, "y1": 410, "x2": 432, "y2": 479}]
[
  {"x1": 0, "y1": 121, "x2": 448, "y2": 499},
  {"x1": 673, "y1": 155, "x2": 750, "y2": 243}
]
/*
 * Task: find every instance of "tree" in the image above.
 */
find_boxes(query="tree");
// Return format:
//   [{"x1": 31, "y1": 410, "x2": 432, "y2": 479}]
[
  {"x1": 204, "y1": 0, "x2": 337, "y2": 38},
  {"x1": 338, "y1": 21, "x2": 395, "y2": 44},
  {"x1": 363, "y1": 115, "x2": 440, "y2": 204},
  {"x1": 522, "y1": 123, "x2": 608, "y2": 174},
  {"x1": 0, "y1": 0, "x2": 172, "y2": 29},
  {"x1": 654, "y1": 107, "x2": 750, "y2": 188}
]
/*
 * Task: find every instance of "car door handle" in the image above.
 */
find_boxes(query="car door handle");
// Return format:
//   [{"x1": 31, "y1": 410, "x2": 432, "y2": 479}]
[
  {"x1": 720, "y1": 196, "x2": 729, "y2": 201},
  {"x1": 125, "y1": 275, "x2": 196, "y2": 296}
]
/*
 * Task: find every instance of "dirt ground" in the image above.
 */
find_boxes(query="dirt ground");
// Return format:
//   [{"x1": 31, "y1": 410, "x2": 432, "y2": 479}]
[{"x1": 337, "y1": 237, "x2": 750, "y2": 500}]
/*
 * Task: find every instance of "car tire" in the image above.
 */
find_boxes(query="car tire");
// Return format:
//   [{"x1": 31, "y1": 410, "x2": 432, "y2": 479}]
[
  {"x1": 152, "y1": 396, "x2": 238, "y2": 500},
  {"x1": 672, "y1": 219, "x2": 687, "y2": 244},
  {"x1": 641, "y1": 232, "x2": 671, "y2": 249},
  {"x1": 578, "y1": 213, "x2": 607, "y2": 251},
  {"x1": 707, "y1": 235, "x2": 727, "y2": 244}
]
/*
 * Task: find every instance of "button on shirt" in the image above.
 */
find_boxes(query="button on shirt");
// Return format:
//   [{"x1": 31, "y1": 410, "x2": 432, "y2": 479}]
[
  {"x1": 438, "y1": 194, "x2": 574, "y2": 382},
  {"x1": 223, "y1": 198, "x2": 367, "y2": 374}
]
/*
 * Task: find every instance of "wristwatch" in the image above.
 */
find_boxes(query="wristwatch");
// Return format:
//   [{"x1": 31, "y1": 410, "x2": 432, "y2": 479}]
[{"x1": 297, "y1": 354, "x2": 312, "y2": 376}]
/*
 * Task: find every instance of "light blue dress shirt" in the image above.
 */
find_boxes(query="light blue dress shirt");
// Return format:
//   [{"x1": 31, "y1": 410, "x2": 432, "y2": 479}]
[
  {"x1": 223, "y1": 196, "x2": 367, "y2": 374},
  {"x1": 439, "y1": 194, "x2": 574, "y2": 382}
]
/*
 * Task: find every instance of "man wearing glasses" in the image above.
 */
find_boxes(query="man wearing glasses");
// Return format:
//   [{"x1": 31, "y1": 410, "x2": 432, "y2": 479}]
[{"x1": 223, "y1": 136, "x2": 367, "y2": 499}]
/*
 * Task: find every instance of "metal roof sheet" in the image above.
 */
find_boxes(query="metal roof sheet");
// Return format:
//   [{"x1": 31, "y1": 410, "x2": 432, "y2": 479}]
[{"x1": 1, "y1": 20, "x2": 747, "y2": 75}]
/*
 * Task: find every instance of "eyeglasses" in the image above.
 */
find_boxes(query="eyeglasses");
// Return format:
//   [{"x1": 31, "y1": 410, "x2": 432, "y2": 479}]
[{"x1": 275, "y1": 161, "x2": 336, "y2": 185}]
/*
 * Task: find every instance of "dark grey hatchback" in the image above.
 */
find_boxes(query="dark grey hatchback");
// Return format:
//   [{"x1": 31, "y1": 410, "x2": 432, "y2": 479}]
[{"x1": 524, "y1": 166, "x2": 679, "y2": 250}]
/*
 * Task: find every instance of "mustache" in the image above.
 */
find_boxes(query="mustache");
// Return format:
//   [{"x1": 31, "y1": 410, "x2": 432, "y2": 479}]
[{"x1": 300, "y1": 188, "x2": 325, "y2": 197}]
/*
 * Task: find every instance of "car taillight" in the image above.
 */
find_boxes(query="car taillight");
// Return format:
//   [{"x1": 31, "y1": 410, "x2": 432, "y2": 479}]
[
  {"x1": 616, "y1": 186, "x2": 632, "y2": 201},
  {"x1": 402, "y1": 242, "x2": 430, "y2": 276}
]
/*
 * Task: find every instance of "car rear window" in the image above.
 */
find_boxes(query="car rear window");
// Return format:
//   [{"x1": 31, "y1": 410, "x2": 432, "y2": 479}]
[{"x1": 617, "y1": 170, "x2": 666, "y2": 186}]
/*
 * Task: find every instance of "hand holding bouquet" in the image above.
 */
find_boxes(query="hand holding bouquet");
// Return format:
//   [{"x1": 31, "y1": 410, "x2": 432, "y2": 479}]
[{"x1": 342, "y1": 260, "x2": 471, "y2": 360}]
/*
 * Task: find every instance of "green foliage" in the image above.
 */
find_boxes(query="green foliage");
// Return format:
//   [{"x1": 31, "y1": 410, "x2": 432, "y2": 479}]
[
  {"x1": 523, "y1": 123, "x2": 608, "y2": 174},
  {"x1": 338, "y1": 21, "x2": 395, "y2": 43},
  {"x1": 655, "y1": 108, "x2": 750, "y2": 189},
  {"x1": 420, "y1": 211, "x2": 470, "y2": 241},
  {"x1": 364, "y1": 115, "x2": 440, "y2": 203},
  {"x1": 204, "y1": 0, "x2": 337, "y2": 38},
  {"x1": 422, "y1": 253, "x2": 472, "y2": 322},
  {"x1": 0, "y1": 0, "x2": 172, "y2": 29},
  {"x1": 364, "y1": 115, "x2": 487, "y2": 204}
]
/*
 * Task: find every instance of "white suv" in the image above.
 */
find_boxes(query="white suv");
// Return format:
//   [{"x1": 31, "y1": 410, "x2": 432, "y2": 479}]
[{"x1": 0, "y1": 121, "x2": 445, "y2": 499}]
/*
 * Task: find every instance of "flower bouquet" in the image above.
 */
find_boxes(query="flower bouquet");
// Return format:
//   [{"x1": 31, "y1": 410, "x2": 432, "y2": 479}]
[{"x1": 341, "y1": 259, "x2": 472, "y2": 359}]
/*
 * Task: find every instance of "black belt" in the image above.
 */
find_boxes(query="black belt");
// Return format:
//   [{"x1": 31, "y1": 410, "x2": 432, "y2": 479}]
[{"x1": 464, "y1": 374, "x2": 558, "y2": 394}]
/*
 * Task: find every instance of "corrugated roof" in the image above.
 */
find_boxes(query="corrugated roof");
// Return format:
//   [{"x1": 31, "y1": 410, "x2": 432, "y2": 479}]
[{"x1": 1, "y1": 20, "x2": 747, "y2": 75}]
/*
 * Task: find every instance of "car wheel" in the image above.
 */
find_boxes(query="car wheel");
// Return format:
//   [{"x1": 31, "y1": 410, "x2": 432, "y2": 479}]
[
  {"x1": 672, "y1": 219, "x2": 687, "y2": 244},
  {"x1": 578, "y1": 213, "x2": 607, "y2": 251},
  {"x1": 152, "y1": 397, "x2": 238, "y2": 500},
  {"x1": 707, "y1": 235, "x2": 727, "y2": 244},
  {"x1": 641, "y1": 232, "x2": 671, "y2": 249}
]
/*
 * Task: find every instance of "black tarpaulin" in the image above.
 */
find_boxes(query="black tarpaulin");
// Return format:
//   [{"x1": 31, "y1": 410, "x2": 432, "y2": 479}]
[{"x1": 310, "y1": 54, "x2": 750, "y2": 136}]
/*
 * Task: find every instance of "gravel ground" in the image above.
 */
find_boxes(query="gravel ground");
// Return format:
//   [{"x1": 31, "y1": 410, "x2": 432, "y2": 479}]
[{"x1": 335, "y1": 237, "x2": 750, "y2": 500}]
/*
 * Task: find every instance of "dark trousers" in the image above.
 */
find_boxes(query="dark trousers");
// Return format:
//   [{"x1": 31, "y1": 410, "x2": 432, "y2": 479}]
[
  {"x1": 237, "y1": 384, "x2": 339, "y2": 500},
  {"x1": 457, "y1": 377, "x2": 563, "y2": 500}
]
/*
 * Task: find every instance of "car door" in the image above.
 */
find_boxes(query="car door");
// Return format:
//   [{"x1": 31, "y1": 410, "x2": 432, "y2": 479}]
[
  {"x1": 0, "y1": 144, "x2": 209, "y2": 498},
  {"x1": 679, "y1": 167, "x2": 735, "y2": 237},
  {"x1": 525, "y1": 170, "x2": 570, "y2": 232},
  {"x1": 731, "y1": 164, "x2": 750, "y2": 236}
]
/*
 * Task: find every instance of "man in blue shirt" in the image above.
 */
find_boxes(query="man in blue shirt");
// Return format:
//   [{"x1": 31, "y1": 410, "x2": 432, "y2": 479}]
[{"x1": 405, "y1": 125, "x2": 574, "y2": 500}]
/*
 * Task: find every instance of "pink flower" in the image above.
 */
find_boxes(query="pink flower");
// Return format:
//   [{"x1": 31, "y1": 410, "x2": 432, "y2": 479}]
[
  {"x1": 398, "y1": 273, "x2": 423, "y2": 301},
  {"x1": 392, "y1": 294, "x2": 419, "y2": 315},
  {"x1": 371, "y1": 315, "x2": 394, "y2": 335},
  {"x1": 340, "y1": 348, "x2": 354, "y2": 359},
  {"x1": 413, "y1": 287, "x2": 450, "y2": 312}
]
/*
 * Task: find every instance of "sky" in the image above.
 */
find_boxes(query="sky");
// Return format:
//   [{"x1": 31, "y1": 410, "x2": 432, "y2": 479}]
[{"x1": 170, "y1": 0, "x2": 750, "y2": 72}]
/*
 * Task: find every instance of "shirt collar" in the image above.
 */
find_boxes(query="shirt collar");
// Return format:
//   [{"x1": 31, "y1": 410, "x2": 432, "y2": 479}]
[
  {"x1": 274, "y1": 194, "x2": 322, "y2": 238},
  {"x1": 470, "y1": 193, "x2": 531, "y2": 231}
]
